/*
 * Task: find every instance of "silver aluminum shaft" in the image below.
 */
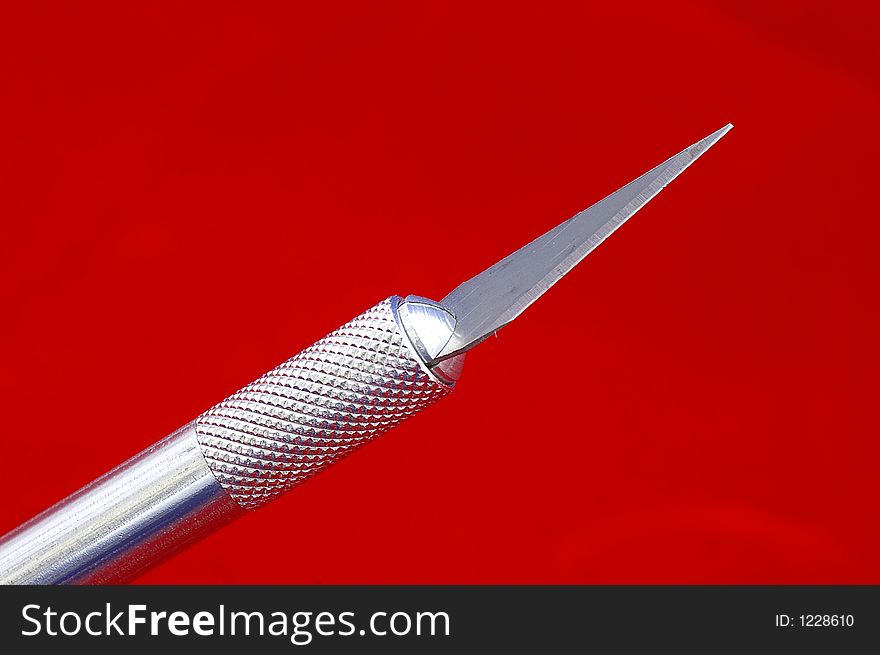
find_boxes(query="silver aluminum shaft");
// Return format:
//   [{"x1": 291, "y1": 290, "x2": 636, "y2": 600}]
[
  {"x1": 0, "y1": 425, "x2": 242, "y2": 584},
  {"x1": 0, "y1": 299, "x2": 458, "y2": 584},
  {"x1": 0, "y1": 126, "x2": 731, "y2": 584}
]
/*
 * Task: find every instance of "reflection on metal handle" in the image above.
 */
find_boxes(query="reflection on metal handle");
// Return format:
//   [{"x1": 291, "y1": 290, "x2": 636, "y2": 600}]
[
  {"x1": 194, "y1": 296, "x2": 456, "y2": 509},
  {"x1": 0, "y1": 296, "x2": 463, "y2": 584},
  {"x1": 0, "y1": 424, "x2": 241, "y2": 584}
]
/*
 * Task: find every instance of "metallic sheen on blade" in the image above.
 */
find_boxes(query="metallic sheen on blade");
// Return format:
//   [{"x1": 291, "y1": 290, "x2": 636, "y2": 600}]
[{"x1": 435, "y1": 124, "x2": 733, "y2": 361}]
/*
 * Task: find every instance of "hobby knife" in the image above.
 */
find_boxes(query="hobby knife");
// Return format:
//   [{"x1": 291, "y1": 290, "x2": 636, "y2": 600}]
[{"x1": 0, "y1": 124, "x2": 732, "y2": 584}]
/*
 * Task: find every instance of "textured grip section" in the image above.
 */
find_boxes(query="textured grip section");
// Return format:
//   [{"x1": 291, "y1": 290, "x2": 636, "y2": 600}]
[{"x1": 194, "y1": 298, "x2": 451, "y2": 509}]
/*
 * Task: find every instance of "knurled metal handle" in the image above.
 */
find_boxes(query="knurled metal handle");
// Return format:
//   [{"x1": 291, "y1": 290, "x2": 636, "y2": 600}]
[{"x1": 194, "y1": 297, "x2": 452, "y2": 509}]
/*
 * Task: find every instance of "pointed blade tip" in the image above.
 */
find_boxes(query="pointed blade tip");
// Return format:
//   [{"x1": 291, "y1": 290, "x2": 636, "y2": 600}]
[
  {"x1": 703, "y1": 123, "x2": 733, "y2": 146},
  {"x1": 435, "y1": 123, "x2": 734, "y2": 361},
  {"x1": 684, "y1": 123, "x2": 732, "y2": 164}
]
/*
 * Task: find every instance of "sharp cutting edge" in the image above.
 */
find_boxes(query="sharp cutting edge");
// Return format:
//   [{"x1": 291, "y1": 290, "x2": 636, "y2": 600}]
[{"x1": 435, "y1": 124, "x2": 733, "y2": 361}]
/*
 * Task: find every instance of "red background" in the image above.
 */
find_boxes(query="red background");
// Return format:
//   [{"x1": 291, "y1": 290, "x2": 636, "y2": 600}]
[{"x1": 1, "y1": 2, "x2": 878, "y2": 584}]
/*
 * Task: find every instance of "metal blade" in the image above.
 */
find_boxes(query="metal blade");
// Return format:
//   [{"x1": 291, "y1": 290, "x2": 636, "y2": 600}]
[{"x1": 435, "y1": 124, "x2": 732, "y2": 361}]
